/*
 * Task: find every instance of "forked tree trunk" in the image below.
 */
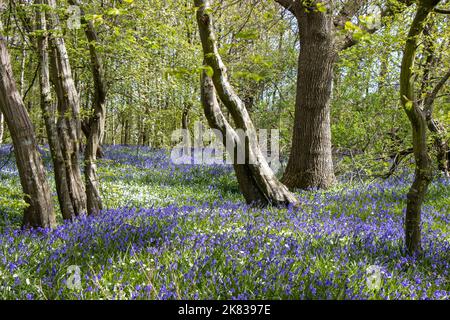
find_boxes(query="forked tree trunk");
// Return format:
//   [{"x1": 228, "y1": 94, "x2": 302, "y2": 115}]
[
  {"x1": 0, "y1": 35, "x2": 56, "y2": 229},
  {"x1": 68, "y1": 0, "x2": 107, "y2": 215},
  {"x1": 281, "y1": 7, "x2": 337, "y2": 189},
  {"x1": 46, "y1": 0, "x2": 87, "y2": 217},
  {"x1": 36, "y1": 0, "x2": 78, "y2": 220},
  {"x1": 195, "y1": 0, "x2": 298, "y2": 207},
  {"x1": 400, "y1": 0, "x2": 441, "y2": 255}
]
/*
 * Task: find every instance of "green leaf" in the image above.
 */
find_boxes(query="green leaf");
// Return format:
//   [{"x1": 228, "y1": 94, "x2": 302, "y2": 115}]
[
  {"x1": 235, "y1": 30, "x2": 259, "y2": 40},
  {"x1": 106, "y1": 8, "x2": 121, "y2": 16},
  {"x1": 405, "y1": 101, "x2": 413, "y2": 111},
  {"x1": 199, "y1": 66, "x2": 214, "y2": 77},
  {"x1": 316, "y1": 3, "x2": 327, "y2": 13}
]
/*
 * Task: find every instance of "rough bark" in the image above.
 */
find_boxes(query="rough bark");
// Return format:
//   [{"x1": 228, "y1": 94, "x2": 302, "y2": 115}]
[
  {"x1": 35, "y1": 0, "x2": 79, "y2": 220},
  {"x1": 400, "y1": 0, "x2": 441, "y2": 255},
  {"x1": 195, "y1": 0, "x2": 298, "y2": 207},
  {"x1": 281, "y1": 3, "x2": 337, "y2": 189},
  {"x1": 46, "y1": 0, "x2": 87, "y2": 217},
  {"x1": 68, "y1": 0, "x2": 106, "y2": 215},
  {"x1": 275, "y1": 0, "x2": 413, "y2": 190},
  {"x1": 0, "y1": 35, "x2": 56, "y2": 229}
]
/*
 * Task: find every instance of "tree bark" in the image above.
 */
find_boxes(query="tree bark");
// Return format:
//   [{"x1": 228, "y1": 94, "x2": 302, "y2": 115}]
[
  {"x1": 275, "y1": 0, "x2": 413, "y2": 190},
  {"x1": 35, "y1": 0, "x2": 78, "y2": 220},
  {"x1": 0, "y1": 35, "x2": 56, "y2": 229},
  {"x1": 46, "y1": 0, "x2": 87, "y2": 217},
  {"x1": 424, "y1": 69, "x2": 450, "y2": 177},
  {"x1": 281, "y1": 4, "x2": 337, "y2": 189},
  {"x1": 195, "y1": 0, "x2": 298, "y2": 207},
  {"x1": 420, "y1": 23, "x2": 450, "y2": 177},
  {"x1": 182, "y1": 103, "x2": 191, "y2": 130},
  {"x1": 400, "y1": 0, "x2": 441, "y2": 255},
  {"x1": 0, "y1": 111, "x2": 4, "y2": 144},
  {"x1": 68, "y1": 0, "x2": 107, "y2": 215}
]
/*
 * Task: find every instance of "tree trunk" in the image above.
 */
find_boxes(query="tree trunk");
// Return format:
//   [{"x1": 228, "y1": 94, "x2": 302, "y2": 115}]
[
  {"x1": 421, "y1": 23, "x2": 450, "y2": 177},
  {"x1": 46, "y1": 0, "x2": 87, "y2": 217},
  {"x1": 427, "y1": 116, "x2": 450, "y2": 178},
  {"x1": 281, "y1": 6, "x2": 336, "y2": 190},
  {"x1": 195, "y1": 0, "x2": 298, "y2": 207},
  {"x1": 400, "y1": 0, "x2": 440, "y2": 255},
  {"x1": 0, "y1": 111, "x2": 4, "y2": 144},
  {"x1": 182, "y1": 103, "x2": 190, "y2": 130},
  {"x1": 68, "y1": 0, "x2": 107, "y2": 215},
  {"x1": 36, "y1": 1, "x2": 78, "y2": 220},
  {"x1": 0, "y1": 35, "x2": 56, "y2": 229},
  {"x1": 124, "y1": 119, "x2": 130, "y2": 145}
]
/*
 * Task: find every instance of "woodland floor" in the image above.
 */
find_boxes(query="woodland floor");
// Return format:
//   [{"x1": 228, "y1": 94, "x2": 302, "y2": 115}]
[{"x1": 0, "y1": 145, "x2": 449, "y2": 299}]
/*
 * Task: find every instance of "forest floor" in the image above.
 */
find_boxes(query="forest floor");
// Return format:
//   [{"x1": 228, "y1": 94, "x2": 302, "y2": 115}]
[{"x1": 0, "y1": 145, "x2": 449, "y2": 299}]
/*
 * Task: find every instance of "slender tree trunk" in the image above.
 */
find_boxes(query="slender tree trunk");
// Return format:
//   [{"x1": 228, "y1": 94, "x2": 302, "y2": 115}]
[
  {"x1": 282, "y1": 8, "x2": 336, "y2": 189},
  {"x1": 421, "y1": 23, "x2": 450, "y2": 177},
  {"x1": 400, "y1": 0, "x2": 440, "y2": 255},
  {"x1": 424, "y1": 70, "x2": 450, "y2": 177},
  {"x1": 0, "y1": 35, "x2": 56, "y2": 229},
  {"x1": 67, "y1": 0, "x2": 107, "y2": 215},
  {"x1": 182, "y1": 103, "x2": 190, "y2": 130},
  {"x1": 429, "y1": 120, "x2": 449, "y2": 177},
  {"x1": 124, "y1": 119, "x2": 130, "y2": 145},
  {"x1": 19, "y1": 48, "x2": 26, "y2": 97},
  {"x1": 0, "y1": 111, "x2": 4, "y2": 144},
  {"x1": 195, "y1": 0, "x2": 298, "y2": 207},
  {"x1": 46, "y1": 0, "x2": 87, "y2": 217}
]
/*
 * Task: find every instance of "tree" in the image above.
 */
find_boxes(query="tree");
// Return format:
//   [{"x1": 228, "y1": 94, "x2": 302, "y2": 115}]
[
  {"x1": 33, "y1": 0, "x2": 79, "y2": 220},
  {"x1": 274, "y1": 0, "x2": 413, "y2": 190},
  {"x1": 400, "y1": 0, "x2": 442, "y2": 254},
  {"x1": 420, "y1": 22, "x2": 450, "y2": 177},
  {"x1": 45, "y1": 0, "x2": 87, "y2": 217},
  {"x1": 67, "y1": 0, "x2": 107, "y2": 215},
  {"x1": 0, "y1": 111, "x2": 3, "y2": 144},
  {"x1": 195, "y1": 0, "x2": 299, "y2": 207},
  {"x1": 0, "y1": 30, "x2": 56, "y2": 229}
]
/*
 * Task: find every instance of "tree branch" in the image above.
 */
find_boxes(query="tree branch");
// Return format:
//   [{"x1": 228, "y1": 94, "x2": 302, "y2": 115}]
[
  {"x1": 337, "y1": 0, "x2": 415, "y2": 51},
  {"x1": 424, "y1": 68, "x2": 450, "y2": 112},
  {"x1": 435, "y1": 7, "x2": 450, "y2": 14},
  {"x1": 274, "y1": 0, "x2": 298, "y2": 16}
]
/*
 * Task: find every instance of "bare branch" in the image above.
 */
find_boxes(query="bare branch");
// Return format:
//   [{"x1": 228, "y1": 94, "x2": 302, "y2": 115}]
[
  {"x1": 274, "y1": 0, "x2": 298, "y2": 16},
  {"x1": 435, "y1": 7, "x2": 450, "y2": 14}
]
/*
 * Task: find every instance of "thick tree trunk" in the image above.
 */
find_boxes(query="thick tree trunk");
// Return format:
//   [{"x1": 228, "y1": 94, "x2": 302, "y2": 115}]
[
  {"x1": 46, "y1": 0, "x2": 87, "y2": 217},
  {"x1": 400, "y1": 0, "x2": 440, "y2": 255},
  {"x1": 281, "y1": 6, "x2": 336, "y2": 190},
  {"x1": 195, "y1": 0, "x2": 298, "y2": 207},
  {"x1": 0, "y1": 35, "x2": 56, "y2": 229}
]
